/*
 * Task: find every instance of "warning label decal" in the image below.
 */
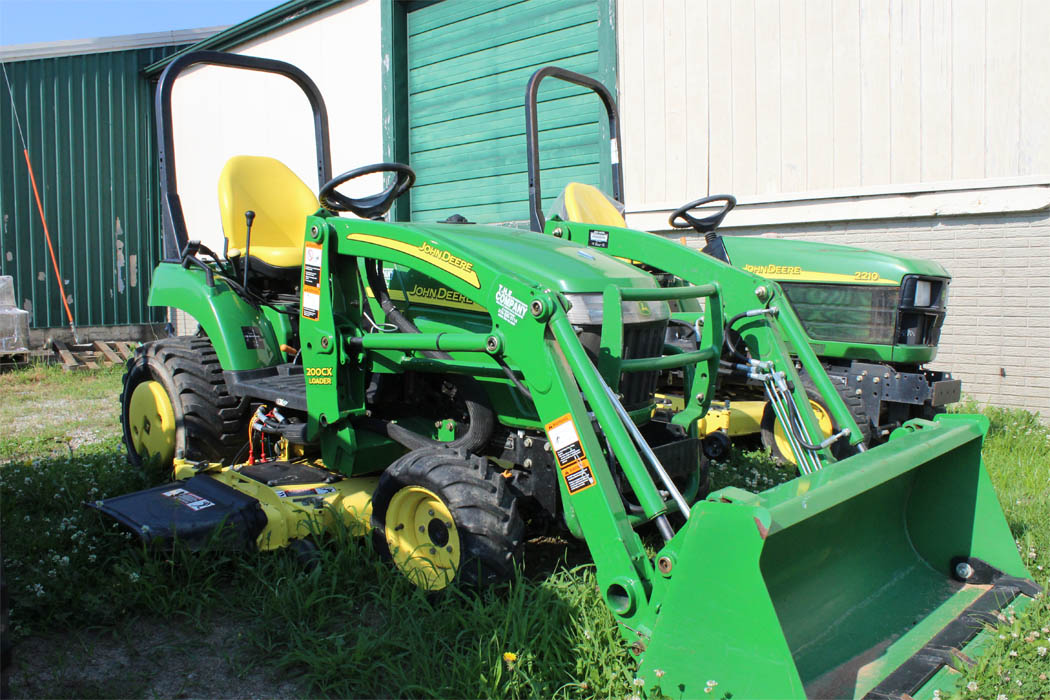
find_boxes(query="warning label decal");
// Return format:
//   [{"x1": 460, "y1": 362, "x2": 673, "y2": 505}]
[
  {"x1": 302, "y1": 242, "x2": 322, "y2": 320},
  {"x1": 162, "y1": 488, "x2": 215, "y2": 511},
  {"x1": 544, "y1": 413, "x2": 596, "y2": 495}
]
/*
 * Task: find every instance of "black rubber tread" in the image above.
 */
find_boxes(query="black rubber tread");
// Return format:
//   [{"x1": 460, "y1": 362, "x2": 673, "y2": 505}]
[
  {"x1": 761, "y1": 368, "x2": 872, "y2": 463},
  {"x1": 121, "y1": 336, "x2": 250, "y2": 470},
  {"x1": 371, "y1": 447, "x2": 525, "y2": 588}
]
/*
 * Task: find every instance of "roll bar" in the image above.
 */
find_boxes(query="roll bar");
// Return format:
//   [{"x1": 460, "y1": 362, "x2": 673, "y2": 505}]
[
  {"x1": 525, "y1": 66, "x2": 623, "y2": 232},
  {"x1": 155, "y1": 51, "x2": 333, "y2": 261}
]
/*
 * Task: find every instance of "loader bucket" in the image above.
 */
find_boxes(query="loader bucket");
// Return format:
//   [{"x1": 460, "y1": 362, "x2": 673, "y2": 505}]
[{"x1": 639, "y1": 414, "x2": 1038, "y2": 700}]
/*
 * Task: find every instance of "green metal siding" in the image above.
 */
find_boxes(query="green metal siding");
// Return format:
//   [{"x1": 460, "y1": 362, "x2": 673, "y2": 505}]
[
  {"x1": 405, "y1": 0, "x2": 615, "y2": 224},
  {"x1": 1, "y1": 45, "x2": 183, "y2": 329}
]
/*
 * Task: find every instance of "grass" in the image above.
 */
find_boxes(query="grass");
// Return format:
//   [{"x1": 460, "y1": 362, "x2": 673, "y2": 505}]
[
  {"x1": 0, "y1": 362, "x2": 125, "y2": 461},
  {"x1": 0, "y1": 367, "x2": 1048, "y2": 698},
  {"x1": 939, "y1": 401, "x2": 1050, "y2": 700}
]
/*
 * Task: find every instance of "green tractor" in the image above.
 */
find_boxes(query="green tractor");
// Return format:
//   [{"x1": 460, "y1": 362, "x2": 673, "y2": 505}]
[
  {"x1": 524, "y1": 66, "x2": 961, "y2": 463},
  {"x1": 95, "y1": 52, "x2": 1036, "y2": 699}
]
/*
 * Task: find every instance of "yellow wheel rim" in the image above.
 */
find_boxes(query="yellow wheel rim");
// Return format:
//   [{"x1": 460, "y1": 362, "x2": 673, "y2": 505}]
[
  {"x1": 773, "y1": 398, "x2": 834, "y2": 466},
  {"x1": 385, "y1": 485, "x2": 461, "y2": 591},
  {"x1": 128, "y1": 380, "x2": 176, "y2": 466}
]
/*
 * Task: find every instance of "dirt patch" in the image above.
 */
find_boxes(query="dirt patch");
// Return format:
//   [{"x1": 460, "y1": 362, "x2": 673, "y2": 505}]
[{"x1": 8, "y1": 616, "x2": 305, "y2": 699}]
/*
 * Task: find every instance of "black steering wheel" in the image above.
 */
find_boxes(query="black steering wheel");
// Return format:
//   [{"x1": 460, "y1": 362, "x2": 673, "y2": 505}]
[
  {"x1": 668, "y1": 194, "x2": 737, "y2": 233},
  {"x1": 319, "y1": 162, "x2": 416, "y2": 219}
]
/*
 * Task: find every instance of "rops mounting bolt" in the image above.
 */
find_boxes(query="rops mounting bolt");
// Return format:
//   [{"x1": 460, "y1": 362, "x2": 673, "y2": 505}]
[
  {"x1": 955, "y1": 561, "x2": 974, "y2": 580},
  {"x1": 657, "y1": 556, "x2": 673, "y2": 575},
  {"x1": 755, "y1": 285, "x2": 770, "y2": 301},
  {"x1": 530, "y1": 298, "x2": 549, "y2": 319},
  {"x1": 320, "y1": 336, "x2": 329, "y2": 349}
]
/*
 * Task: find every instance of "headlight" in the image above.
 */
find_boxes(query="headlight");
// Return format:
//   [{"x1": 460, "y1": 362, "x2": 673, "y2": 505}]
[
  {"x1": 563, "y1": 292, "x2": 670, "y2": 325},
  {"x1": 900, "y1": 275, "x2": 947, "y2": 309},
  {"x1": 913, "y1": 279, "x2": 932, "y2": 307}
]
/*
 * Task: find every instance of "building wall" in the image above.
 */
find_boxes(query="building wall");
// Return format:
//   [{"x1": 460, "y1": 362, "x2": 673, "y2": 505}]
[
  {"x1": 616, "y1": 0, "x2": 1050, "y2": 209},
  {"x1": 168, "y1": 0, "x2": 383, "y2": 258},
  {"x1": 0, "y1": 44, "x2": 188, "y2": 329},
  {"x1": 617, "y1": 0, "x2": 1050, "y2": 418}
]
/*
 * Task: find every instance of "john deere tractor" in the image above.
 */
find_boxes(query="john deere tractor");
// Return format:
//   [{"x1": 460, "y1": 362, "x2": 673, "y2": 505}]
[
  {"x1": 524, "y1": 66, "x2": 961, "y2": 463},
  {"x1": 95, "y1": 52, "x2": 1037, "y2": 700}
]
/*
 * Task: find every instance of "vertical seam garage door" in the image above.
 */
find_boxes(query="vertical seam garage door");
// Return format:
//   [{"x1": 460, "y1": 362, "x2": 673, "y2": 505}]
[{"x1": 403, "y1": 0, "x2": 616, "y2": 225}]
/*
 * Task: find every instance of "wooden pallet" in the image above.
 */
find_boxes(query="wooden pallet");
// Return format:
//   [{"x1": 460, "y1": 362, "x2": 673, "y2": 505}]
[
  {"x1": 0, "y1": 349, "x2": 30, "y2": 371},
  {"x1": 52, "y1": 339, "x2": 138, "y2": 371}
]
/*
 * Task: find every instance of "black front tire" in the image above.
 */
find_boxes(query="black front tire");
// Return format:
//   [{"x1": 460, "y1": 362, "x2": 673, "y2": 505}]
[
  {"x1": 371, "y1": 447, "x2": 524, "y2": 590},
  {"x1": 121, "y1": 336, "x2": 249, "y2": 472}
]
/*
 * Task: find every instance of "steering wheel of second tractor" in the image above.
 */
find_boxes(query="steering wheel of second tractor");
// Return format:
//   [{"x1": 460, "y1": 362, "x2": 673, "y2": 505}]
[
  {"x1": 668, "y1": 194, "x2": 737, "y2": 234},
  {"x1": 319, "y1": 162, "x2": 416, "y2": 219}
]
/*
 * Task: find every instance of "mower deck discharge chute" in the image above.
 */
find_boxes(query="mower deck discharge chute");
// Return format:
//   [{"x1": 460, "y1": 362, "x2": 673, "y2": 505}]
[{"x1": 91, "y1": 52, "x2": 1037, "y2": 699}]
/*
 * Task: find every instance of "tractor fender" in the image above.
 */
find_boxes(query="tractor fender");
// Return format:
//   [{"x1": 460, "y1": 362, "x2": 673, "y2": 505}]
[{"x1": 148, "y1": 262, "x2": 282, "y2": 370}]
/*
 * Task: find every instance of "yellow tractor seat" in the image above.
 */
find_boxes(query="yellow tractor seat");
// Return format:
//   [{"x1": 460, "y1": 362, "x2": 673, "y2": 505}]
[
  {"x1": 561, "y1": 182, "x2": 626, "y2": 228},
  {"x1": 217, "y1": 155, "x2": 319, "y2": 276}
]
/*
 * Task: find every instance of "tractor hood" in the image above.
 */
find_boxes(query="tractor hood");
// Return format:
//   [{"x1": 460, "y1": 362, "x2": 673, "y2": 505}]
[
  {"x1": 721, "y1": 236, "x2": 950, "y2": 286},
  {"x1": 392, "y1": 222, "x2": 660, "y2": 295}
]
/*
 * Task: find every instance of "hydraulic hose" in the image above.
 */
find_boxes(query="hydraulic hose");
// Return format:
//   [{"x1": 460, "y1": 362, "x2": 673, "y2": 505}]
[{"x1": 362, "y1": 258, "x2": 495, "y2": 452}]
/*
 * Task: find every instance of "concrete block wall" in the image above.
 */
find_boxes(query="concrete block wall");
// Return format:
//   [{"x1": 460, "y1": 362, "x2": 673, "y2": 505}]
[{"x1": 711, "y1": 210, "x2": 1050, "y2": 421}]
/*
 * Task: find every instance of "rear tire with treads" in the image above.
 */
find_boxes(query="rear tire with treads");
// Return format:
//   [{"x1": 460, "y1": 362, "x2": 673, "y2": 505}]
[
  {"x1": 761, "y1": 369, "x2": 871, "y2": 466},
  {"x1": 371, "y1": 447, "x2": 524, "y2": 591},
  {"x1": 121, "y1": 336, "x2": 249, "y2": 472}
]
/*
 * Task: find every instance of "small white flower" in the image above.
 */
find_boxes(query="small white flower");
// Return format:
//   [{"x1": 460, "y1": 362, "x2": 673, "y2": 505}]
[
  {"x1": 967, "y1": 681, "x2": 978, "y2": 692},
  {"x1": 1037, "y1": 646, "x2": 1048, "y2": 657},
  {"x1": 997, "y1": 695, "x2": 1008, "y2": 700},
  {"x1": 633, "y1": 678, "x2": 644, "y2": 687},
  {"x1": 1008, "y1": 650, "x2": 1018, "y2": 657},
  {"x1": 706, "y1": 680, "x2": 718, "y2": 687}
]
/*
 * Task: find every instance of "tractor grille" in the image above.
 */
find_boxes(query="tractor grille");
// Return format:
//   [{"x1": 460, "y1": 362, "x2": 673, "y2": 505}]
[
  {"x1": 620, "y1": 321, "x2": 667, "y2": 408},
  {"x1": 577, "y1": 320, "x2": 668, "y2": 410}
]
